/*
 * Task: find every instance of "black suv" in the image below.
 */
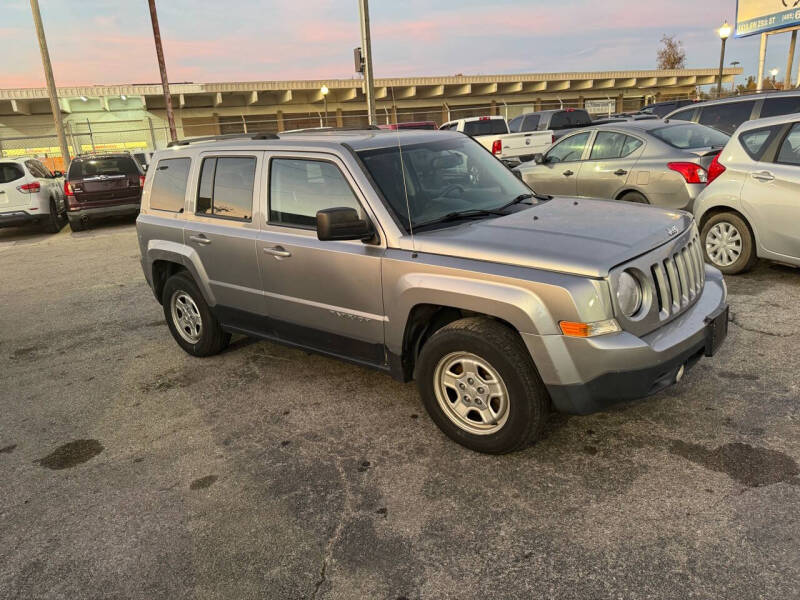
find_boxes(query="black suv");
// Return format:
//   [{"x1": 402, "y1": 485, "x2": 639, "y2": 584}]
[
  {"x1": 65, "y1": 152, "x2": 144, "y2": 231},
  {"x1": 508, "y1": 108, "x2": 593, "y2": 141}
]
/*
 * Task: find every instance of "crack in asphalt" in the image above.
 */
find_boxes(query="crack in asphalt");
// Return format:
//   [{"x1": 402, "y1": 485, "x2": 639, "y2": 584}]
[
  {"x1": 312, "y1": 459, "x2": 353, "y2": 599},
  {"x1": 729, "y1": 314, "x2": 794, "y2": 338}
]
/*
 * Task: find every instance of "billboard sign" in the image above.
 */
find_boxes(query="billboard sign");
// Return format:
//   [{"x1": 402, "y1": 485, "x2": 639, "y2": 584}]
[{"x1": 736, "y1": 0, "x2": 800, "y2": 37}]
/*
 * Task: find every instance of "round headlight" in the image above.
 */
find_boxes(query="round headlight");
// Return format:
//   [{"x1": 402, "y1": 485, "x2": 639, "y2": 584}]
[{"x1": 617, "y1": 271, "x2": 643, "y2": 317}]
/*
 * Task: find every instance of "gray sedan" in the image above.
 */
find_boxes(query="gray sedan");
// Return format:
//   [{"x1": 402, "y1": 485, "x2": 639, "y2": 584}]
[{"x1": 514, "y1": 121, "x2": 729, "y2": 210}]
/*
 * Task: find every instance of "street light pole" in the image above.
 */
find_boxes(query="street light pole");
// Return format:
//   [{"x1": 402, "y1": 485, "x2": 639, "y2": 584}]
[
  {"x1": 358, "y1": 0, "x2": 376, "y2": 126},
  {"x1": 29, "y1": 0, "x2": 71, "y2": 169},
  {"x1": 717, "y1": 21, "x2": 731, "y2": 99},
  {"x1": 147, "y1": 0, "x2": 177, "y2": 144}
]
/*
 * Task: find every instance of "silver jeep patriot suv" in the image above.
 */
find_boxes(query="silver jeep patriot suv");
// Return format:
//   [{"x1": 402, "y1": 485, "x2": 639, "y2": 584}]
[{"x1": 136, "y1": 129, "x2": 728, "y2": 454}]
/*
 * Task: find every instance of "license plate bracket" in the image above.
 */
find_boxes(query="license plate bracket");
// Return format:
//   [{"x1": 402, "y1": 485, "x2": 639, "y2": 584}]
[{"x1": 704, "y1": 305, "x2": 729, "y2": 357}]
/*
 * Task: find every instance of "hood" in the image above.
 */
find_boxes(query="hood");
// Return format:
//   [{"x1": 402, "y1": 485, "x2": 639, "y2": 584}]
[{"x1": 412, "y1": 197, "x2": 693, "y2": 278}]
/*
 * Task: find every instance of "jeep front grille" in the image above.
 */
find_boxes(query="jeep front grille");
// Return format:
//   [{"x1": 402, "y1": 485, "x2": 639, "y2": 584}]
[{"x1": 650, "y1": 232, "x2": 705, "y2": 320}]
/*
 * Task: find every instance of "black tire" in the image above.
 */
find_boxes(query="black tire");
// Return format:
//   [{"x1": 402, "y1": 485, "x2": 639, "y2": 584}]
[
  {"x1": 68, "y1": 217, "x2": 86, "y2": 232},
  {"x1": 700, "y1": 211, "x2": 757, "y2": 275},
  {"x1": 620, "y1": 191, "x2": 649, "y2": 204},
  {"x1": 162, "y1": 271, "x2": 230, "y2": 357},
  {"x1": 416, "y1": 317, "x2": 549, "y2": 454},
  {"x1": 43, "y1": 200, "x2": 62, "y2": 233}
]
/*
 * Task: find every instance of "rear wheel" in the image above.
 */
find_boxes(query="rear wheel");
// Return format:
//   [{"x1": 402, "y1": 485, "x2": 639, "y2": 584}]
[
  {"x1": 43, "y1": 199, "x2": 63, "y2": 233},
  {"x1": 162, "y1": 272, "x2": 230, "y2": 357},
  {"x1": 416, "y1": 317, "x2": 549, "y2": 454},
  {"x1": 701, "y1": 211, "x2": 757, "y2": 275},
  {"x1": 68, "y1": 216, "x2": 86, "y2": 232},
  {"x1": 620, "y1": 191, "x2": 649, "y2": 204}
]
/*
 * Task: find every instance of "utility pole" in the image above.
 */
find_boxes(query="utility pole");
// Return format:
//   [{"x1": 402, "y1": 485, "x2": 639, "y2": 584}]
[
  {"x1": 30, "y1": 0, "x2": 71, "y2": 169},
  {"x1": 358, "y1": 0, "x2": 376, "y2": 126},
  {"x1": 785, "y1": 30, "x2": 797, "y2": 89},
  {"x1": 147, "y1": 0, "x2": 177, "y2": 143}
]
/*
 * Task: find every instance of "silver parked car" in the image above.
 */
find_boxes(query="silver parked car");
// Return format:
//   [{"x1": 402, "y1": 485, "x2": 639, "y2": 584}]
[
  {"x1": 514, "y1": 121, "x2": 729, "y2": 210},
  {"x1": 694, "y1": 114, "x2": 800, "y2": 274},
  {"x1": 136, "y1": 130, "x2": 728, "y2": 454}
]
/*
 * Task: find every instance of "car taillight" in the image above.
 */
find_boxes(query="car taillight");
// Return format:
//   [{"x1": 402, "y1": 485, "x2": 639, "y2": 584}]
[
  {"x1": 491, "y1": 139, "x2": 502, "y2": 155},
  {"x1": 706, "y1": 154, "x2": 726, "y2": 185},
  {"x1": 667, "y1": 162, "x2": 708, "y2": 184},
  {"x1": 139, "y1": 175, "x2": 146, "y2": 188},
  {"x1": 64, "y1": 180, "x2": 74, "y2": 196},
  {"x1": 551, "y1": 134, "x2": 556, "y2": 144},
  {"x1": 479, "y1": 116, "x2": 491, "y2": 121},
  {"x1": 17, "y1": 182, "x2": 41, "y2": 193}
]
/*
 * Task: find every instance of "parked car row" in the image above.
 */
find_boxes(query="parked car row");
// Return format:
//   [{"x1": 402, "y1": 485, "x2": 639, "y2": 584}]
[{"x1": 0, "y1": 158, "x2": 67, "y2": 233}]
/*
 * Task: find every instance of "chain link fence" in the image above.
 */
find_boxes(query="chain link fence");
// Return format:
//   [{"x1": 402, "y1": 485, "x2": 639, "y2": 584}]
[{"x1": 0, "y1": 95, "x2": 653, "y2": 169}]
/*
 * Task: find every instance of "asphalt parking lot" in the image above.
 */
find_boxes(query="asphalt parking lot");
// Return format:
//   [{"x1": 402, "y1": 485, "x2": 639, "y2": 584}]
[{"x1": 1, "y1": 221, "x2": 798, "y2": 599}]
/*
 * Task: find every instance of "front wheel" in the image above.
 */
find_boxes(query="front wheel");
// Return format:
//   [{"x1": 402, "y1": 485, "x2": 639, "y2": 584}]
[
  {"x1": 416, "y1": 317, "x2": 549, "y2": 454},
  {"x1": 162, "y1": 272, "x2": 230, "y2": 357},
  {"x1": 701, "y1": 212, "x2": 757, "y2": 275}
]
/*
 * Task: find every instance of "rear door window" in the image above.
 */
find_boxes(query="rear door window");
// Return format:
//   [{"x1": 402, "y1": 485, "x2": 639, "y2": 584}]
[
  {"x1": 0, "y1": 163, "x2": 24, "y2": 184},
  {"x1": 739, "y1": 127, "x2": 781, "y2": 161},
  {"x1": 196, "y1": 156, "x2": 256, "y2": 221},
  {"x1": 589, "y1": 132, "x2": 642, "y2": 160},
  {"x1": 269, "y1": 158, "x2": 364, "y2": 229},
  {"x1": 522, "y1": 114, "x2": 541, "y2": 131},
  {"x1": 549, "y1": 112, "x2": 570, "y2": 130},
  {"x1": 508, "y1": 116, "x2": 523, "y2": 133},
  {"x1": 546, "y1": 131, "x2": 591, "y2": 163},
  {"x1": 698, "y1": 101, "x2": 755, "y2": 135},
  {"x1": 759, "y1": 96, "x2": 800, "y2": 119},
  {"x1": 776, "y1": 123, "x2": 800, "y2": 166},
  {"x1": 462, "y1": 119, "x2": 508, "y2": 136},
  {"x1": 149, "y1": 158, "x2": 191, "y2": 212}
]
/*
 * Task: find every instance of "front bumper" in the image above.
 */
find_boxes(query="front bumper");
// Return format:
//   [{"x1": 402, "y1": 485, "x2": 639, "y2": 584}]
[
  {"x1": 0, "y1": 210, "x2": 40, "y2": 228},
  {"x1": 523, "y1": 266, "x2": 728, "y2": 414}
]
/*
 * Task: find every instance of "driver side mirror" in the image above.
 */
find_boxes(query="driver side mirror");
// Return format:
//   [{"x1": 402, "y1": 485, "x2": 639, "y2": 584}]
[
  {"x1": 316, "y1": 207, "x2": 374, "y2": 242},
  {"x1": 533, "y1": 153, "x2": 545, "y2": 165}
]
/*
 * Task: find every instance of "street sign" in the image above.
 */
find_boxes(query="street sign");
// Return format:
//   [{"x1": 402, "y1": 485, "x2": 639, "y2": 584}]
[
  {"x1": 584, "y1": 99, "x2": 616, "y2": 115},
  {"x1": 736, "y1": 0, "x2": 800, "y2": 37}
]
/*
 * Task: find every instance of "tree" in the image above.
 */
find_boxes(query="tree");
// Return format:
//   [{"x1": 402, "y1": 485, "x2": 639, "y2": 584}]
[
  {"x1": 736, "y1": 76, "x2": 757, "y2": 95},
  {"x1": 657, "y1": 35, "x2": 686, "y2": 69}
]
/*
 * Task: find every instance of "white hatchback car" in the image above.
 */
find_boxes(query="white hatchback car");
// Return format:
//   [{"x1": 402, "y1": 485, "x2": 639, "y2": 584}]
[
  {"x1": 694, "y1": 114, "x2": 800, "y2": 274},
  {"x1": 0, "y1": 158, "x2": 67, "y2": 233}
]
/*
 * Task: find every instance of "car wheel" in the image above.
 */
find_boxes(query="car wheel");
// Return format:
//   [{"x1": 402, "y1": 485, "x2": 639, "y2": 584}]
[
  {"x1": 701, "y1": 212, "x2": 757, "y2": 275},
  {"x1": 162, "y1": 271, "x2": 230, "y2": 357},
  {"x1": 620, "y1": 191, "x2": 649, "y2": 204},
  {"x1": 43, "y1": 200, "x2": 62, "y2": 233},
  {"x1": 68, "y1": 217, "x2": 86, "y2": 232},
  {"x1": 416, "y1": 317, "x2": 549, "y2": 454}
]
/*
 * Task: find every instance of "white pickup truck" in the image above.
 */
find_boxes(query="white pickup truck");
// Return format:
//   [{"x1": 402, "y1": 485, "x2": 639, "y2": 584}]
[{"x1": 439, "y1": 116, "x2": 553, "y2": 166}]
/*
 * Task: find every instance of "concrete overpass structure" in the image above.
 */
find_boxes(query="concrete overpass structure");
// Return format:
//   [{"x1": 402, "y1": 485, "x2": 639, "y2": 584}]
[{"x1": 0, "y1": 68, "x2": 741, "y2": 157}]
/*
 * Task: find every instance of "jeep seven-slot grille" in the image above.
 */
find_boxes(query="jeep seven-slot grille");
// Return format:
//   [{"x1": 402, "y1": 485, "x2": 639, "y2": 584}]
[{"x1": 650, "y1": 233, "x2": 705, "y2": 319}]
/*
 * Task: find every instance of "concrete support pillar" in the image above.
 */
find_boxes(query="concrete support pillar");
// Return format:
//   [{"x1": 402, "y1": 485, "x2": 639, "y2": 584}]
[
  {"x1": 391, "y1": 104, "x2": 398, "y2": 125},
  {"x1": 276, "y1": 110, "x2": 284, "y2": 132},
  {"x1": 336, "y1": 107, "x2": 343, "y2": 127},
  {"x1": 441, "y1": 103, "x2": 449, "y2": 124},
  {"x1": 577, "y1": 96, "x2": 585, "y2": 109},
  {"x1": 490, "y1": 100, "x2": 498, "y2": 116},
  {"x1": 534, "y1": 98, "x2": 542, "y2": 111},
  {"x1": 616, "y1": 94, "x2": 624, "y2": 113}
]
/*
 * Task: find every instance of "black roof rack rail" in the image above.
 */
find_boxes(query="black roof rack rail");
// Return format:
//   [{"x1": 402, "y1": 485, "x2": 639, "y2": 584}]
[
  {"x1": 167, "y1": 133, "x2": 279, "y2": 147},
  {"x1": 281, "y1": 125, "x2": 382, "y2": 134}
]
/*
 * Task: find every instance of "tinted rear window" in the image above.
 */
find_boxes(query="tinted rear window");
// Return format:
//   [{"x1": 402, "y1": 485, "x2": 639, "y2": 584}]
[
  {"x1": 0, "y1": 163, "x2": 24, "y2": 184},
  {"x1": 70, "y1": 156, "x2": 140, "y2": 179},
  {"x1": 650, "y1": 123, "x2": 729, "y2": 149},
  {"x1": 196, "y1": 156, "x2": 256, "y2": 221},
  {"x1": 550, "y1": 110, "x2": 591, "y2": 129},
  {"x1": 667, "y1": 107, "x2": 696, "y2": 122},
  {"x1": 463, "y1": 120, "x2": 508, "y2": 136},
  {"x1": 760, "y1": 96, "x2": 800, "y2": 119},
  {"x1": 149, "y1": 158, "x2": 190, "y2": 212},
  {"x1": 698, "y1": 101, "x2": 755, "y2": 135}
]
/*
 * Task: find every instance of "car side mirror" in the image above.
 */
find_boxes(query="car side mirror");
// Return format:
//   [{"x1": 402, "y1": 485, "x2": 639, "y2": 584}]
[
  {"x1": 52, "y1": 170, "x2": 63, "y2": 178},
  {"x1": 533, "y1": 153, "x2": 545, "y2": 165},
  {"x1": 317, "y1": 207, "x2": 374, "y2": 242}
]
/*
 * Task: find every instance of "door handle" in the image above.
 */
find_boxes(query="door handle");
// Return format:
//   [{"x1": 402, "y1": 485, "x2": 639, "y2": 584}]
[
  {"x1": 751, "y1": 171, "x2": 774, "y2": 182},
  {"x1": 263, "y1": 246, "x2": 292, "y2": 258},
  {"x1": 614, "y1": 169, "x2": 628, "y2": 176},
  {"x1": 563, "y1": 170, "x2": 574, "y2": 177},
  {"x1": 189, "y1": 235, "x2": 211, "y2": 246}
]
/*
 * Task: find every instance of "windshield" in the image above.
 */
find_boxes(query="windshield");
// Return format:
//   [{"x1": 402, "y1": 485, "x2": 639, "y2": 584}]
[
  {"x1": 358, "y1": 135, "x2": 533, "y2": 231},
  {"x1": 650, "y1": 123, "x2": 729, "y2": 150},
  {"x1": 463, "y1": 119, "x2": 508, "y2": 136}
]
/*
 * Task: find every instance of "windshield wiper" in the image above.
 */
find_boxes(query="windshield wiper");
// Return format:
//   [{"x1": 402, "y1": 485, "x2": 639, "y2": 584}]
[{"x1": 413, "y1": 208, "x2": 506, "y2": 231}]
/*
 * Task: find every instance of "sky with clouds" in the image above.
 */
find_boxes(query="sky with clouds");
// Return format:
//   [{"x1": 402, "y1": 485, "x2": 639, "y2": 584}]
[{"x1": 2, "y1": 0, "x2": 798, "y2": 89}]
